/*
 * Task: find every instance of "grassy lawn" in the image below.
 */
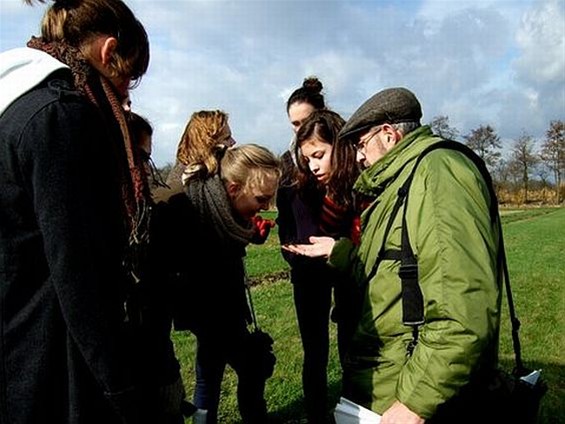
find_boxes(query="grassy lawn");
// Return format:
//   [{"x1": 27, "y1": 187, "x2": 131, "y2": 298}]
[
  {"x1": 497, "y1": 207, "x2": 565, "y2": 423},
  {"x1": 173, "y1": 207, "x2": 565, "y2": 423}
]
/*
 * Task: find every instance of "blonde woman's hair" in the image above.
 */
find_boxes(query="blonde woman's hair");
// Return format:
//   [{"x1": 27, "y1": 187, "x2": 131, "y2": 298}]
[
  {"x1": 176, "y1": 110, "x2": 230, "y2": 178},
  {"x1": 26, "y1": 0, "x2": 149, "y2": 85},
  {"x1": 221, "y1": 144, "x2": 282, "y2": 204}
]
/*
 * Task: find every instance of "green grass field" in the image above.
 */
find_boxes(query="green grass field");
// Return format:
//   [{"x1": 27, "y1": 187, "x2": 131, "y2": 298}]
[{"x1": 173, "y1": 207, "x2": 565, "y2": 423}]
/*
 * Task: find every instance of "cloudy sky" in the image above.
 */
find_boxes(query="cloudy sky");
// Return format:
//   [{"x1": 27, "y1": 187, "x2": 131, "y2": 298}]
[{"x1": 1, "y1": 0, "x2": 564, "y2": 166}]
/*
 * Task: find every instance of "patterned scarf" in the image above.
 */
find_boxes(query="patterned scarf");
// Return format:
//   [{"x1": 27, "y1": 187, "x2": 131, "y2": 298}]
[
  {"x1": 320, "y1": 194, "x2": 353, "y2": 239},
  {"x1": 27, "y1": 37, "x2": 151, "y2": 283},
  {"x1": 185, "y1": 175, "x2": 255, "y2": 246}
]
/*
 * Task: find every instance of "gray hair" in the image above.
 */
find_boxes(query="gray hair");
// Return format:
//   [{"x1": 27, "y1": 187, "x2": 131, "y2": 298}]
[{"x1": 392, "y1": 121, "x2": 421, "y2": 136}]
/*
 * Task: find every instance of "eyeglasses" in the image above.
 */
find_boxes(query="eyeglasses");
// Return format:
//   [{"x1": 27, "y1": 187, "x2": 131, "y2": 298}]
[{"x1": 355, "y1": 126, "x2": 384, "y2": 153}]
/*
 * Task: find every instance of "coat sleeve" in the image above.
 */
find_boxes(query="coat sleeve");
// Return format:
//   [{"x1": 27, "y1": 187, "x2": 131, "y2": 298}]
[
  {"x1": 396, "y1": 151, "x2": 501, "y2": 418},
  {"x1": 328, "y1": 237, "x2": 357, "y2": 274},
  {"x1": 19, "y1": 98, "x2": 142, "y2": 419}
]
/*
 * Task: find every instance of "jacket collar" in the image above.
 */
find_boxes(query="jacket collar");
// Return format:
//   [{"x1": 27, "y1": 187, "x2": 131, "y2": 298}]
[{"x1": 354, "y1": 125, "x2": 440, "y2": 197}]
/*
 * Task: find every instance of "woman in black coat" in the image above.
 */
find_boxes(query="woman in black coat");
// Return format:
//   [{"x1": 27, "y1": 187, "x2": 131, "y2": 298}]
[
  {"x1": 0, "y1": 1, "x2": 153, "y2": 422},
  {"x1": 155, "y1": 144, "x2": 281, "y2": 424}
]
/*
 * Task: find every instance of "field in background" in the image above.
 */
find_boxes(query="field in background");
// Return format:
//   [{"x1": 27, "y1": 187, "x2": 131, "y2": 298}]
[{"x1": 172, "y1": 207, "x2": 565, "y2": 423}]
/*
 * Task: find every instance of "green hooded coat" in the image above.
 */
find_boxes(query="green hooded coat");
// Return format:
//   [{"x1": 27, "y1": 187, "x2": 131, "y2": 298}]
[{"x1": 329, "y1": 126, "x2": 502, "y2": 419}]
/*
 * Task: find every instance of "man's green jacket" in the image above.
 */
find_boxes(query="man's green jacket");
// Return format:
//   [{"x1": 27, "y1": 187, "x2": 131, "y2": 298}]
[{"x1": 330, "y1": 126, "x2": 502, "y2": 419}]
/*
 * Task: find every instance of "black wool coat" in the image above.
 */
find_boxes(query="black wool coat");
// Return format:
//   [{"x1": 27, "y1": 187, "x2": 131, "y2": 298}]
[
  {"x1": 275, "y1": 151, "x2": 331, "y2": 278},
  {"x1": 152, "y1": 191, "x2": 252, "y2": 343},
  {"x1": 0, "y1": 72, "x2": 144, "y2": 423}
]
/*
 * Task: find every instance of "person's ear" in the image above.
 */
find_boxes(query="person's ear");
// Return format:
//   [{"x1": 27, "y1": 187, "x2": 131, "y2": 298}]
[
  {"x1": 100, "y1": 36, "x2": 118, "y2": 66},
  {"x1": 226, "y1": 181, "x2": 241, "y2": 199},
  {"x1": 382, "y1": 124, "x2": 401, "y2": 144},
  {"x1": 82, "y1": 36, "x2": 118, "y2": 79}
]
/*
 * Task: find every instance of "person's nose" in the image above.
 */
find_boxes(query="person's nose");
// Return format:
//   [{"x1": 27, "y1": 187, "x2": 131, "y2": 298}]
[
  {"x1": 356, "y1": 150, "x2": 366, "y2": 163},
  {"x1": 257, "y1": 204, "x2": 268, "y2": 214},
  {"x1": 309, "y1": 161, "x2": 319, "y2": 174}
]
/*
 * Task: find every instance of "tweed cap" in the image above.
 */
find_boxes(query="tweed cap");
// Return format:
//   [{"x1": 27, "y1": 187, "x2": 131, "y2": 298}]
[{"x1": 339, "y1": 87, "x2": 422, "y2": 141}]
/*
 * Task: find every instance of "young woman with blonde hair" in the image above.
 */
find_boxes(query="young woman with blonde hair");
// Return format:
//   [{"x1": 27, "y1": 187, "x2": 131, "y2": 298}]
[{"x1": 154, "y1": 144, "x2": 281, "y2": 423}]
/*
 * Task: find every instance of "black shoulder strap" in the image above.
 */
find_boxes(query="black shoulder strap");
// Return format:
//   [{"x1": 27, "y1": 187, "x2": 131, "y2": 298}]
[
  {"x1": 397, "y1": 141, "x2": 497, "y2": 325},
  {"x1": 391, "y1": 140, "x2": 524, "y2": 371},
  {"x1": 243, "y1": 259, "x2": 261, "y2": 331}
]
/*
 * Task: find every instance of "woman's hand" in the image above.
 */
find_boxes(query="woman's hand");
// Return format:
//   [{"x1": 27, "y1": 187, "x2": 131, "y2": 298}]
[
  {"x1": 251, "y1": 215, "x2": 276, "y2": 244},
  {"x1": 282, "y1": 236, "x2": 335, "y2": 258}
]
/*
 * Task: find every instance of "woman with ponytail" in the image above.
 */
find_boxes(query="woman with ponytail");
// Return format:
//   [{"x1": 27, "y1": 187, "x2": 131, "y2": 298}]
[
  {"x1": 157, "y1": 144, "x2": 281, "y2": 423},
  {"x1": 0, "y1": 1, "x2": 158, "y2": 422},
  {"x1": 276, "y1": 78, "x2": 361, "y2": 423}
]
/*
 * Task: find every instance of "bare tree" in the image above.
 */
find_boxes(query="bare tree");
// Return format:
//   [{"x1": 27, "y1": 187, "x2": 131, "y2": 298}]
[
  {"x1": 540, "y1": 120, "x2": 565, "y2": 204},
  {"x1": 464, "y1": 125, "x2": 502, "y2": 170},
  {"x1": 429, "y1": 115, "x2": 459, "y2": 140},
  {"x1": 508, "y1": 132, "x2": 538, "y2": 204},
  {"x1": 536, "y1": 164, "x2": 552, "y2": 204},
  {"x1": 491, "y1": 158, "x2": 512, "y2": 203}
]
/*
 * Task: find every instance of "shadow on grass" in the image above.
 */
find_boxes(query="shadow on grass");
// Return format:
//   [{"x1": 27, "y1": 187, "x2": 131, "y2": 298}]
[
  {"x1": 528, "y1": 360, "x2": 565, "y2": 423},
  {"x1": 496, "y1": 357, "x2": 564, "y2": 423},
  {"x1": 265, "y1": 359, "x2": 564, "y2": 424},
  {"x1": 263, "y1": 378, "x2": 343, "y2": 424}
]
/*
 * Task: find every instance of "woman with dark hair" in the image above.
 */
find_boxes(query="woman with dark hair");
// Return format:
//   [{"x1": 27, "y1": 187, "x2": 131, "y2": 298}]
[
  {"x1": 287, "y1": 77, "x2": 326, "y2": 133},
  {"x1": 277, "y1": 79, "x2": 360, "y2": 423},
  {"x1": 127, "y1": 111, "x2": 187, "y2": 424},
  {"x1": 0, "y1": 0, "x2": 154, "y2": 422},
  {"x1": 277, "y1": 77, "x2": 326, "y2": 200}
]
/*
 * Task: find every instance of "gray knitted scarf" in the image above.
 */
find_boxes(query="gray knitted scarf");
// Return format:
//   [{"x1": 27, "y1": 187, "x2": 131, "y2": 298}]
[{"x1": 185, "y1": 175, "x2": 255, "y2": 246}]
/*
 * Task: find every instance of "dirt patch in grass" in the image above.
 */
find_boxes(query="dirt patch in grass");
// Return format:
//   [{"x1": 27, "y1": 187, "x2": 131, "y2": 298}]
[{"x1": 248, "y1": 270, "x2": 290, "y2": 286}]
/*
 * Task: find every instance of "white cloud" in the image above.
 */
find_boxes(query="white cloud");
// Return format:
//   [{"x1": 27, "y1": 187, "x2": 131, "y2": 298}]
[
  {"x1": 515, "y1": 0, "x2": 565, "y2": 84},
  {"x1": 1, "y1": 0, "x2": 563, "y2": 166}
]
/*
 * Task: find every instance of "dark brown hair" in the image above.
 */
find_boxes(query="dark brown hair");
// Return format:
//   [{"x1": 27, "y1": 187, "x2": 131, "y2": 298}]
[
  {"x1": 294, "y1": 110, "x2": 359, "y2": 208},
  {"x1": 25, "y1": 0, "x2": 149, "y2": 84},
  {"x1": 128, "y1": 112, "x2": 153, "y2": 140},
  {"x1": 286, "y1": 76, "x2": 326, "y2": 113}
]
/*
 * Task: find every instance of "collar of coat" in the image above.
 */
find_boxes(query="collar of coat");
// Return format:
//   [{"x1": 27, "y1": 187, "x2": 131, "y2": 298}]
[{"x1": 354, "y1": 125, "x2": 444, "y2": 198}]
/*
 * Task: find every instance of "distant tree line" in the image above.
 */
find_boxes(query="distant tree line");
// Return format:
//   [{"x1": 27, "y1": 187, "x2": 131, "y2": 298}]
[{"x1": 430, "y1": 117, "x2": 565, "y2": 206}]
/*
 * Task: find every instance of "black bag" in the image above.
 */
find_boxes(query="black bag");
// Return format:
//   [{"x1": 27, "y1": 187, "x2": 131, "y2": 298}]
[
  {"x1": 244, "y1": 271, "x2": 276, "y2": 380},
  {"x1": 430, "y1": 367, "x2": 547, "y2": 423},
  {"x1": 375, "y1": 141, "x2": 547, "y2": 423},
  {"x1": 484, "y1": 368, "x2": 547, "y2": 422},
  {"x1": 244, "y1": 328, "x2": 276, "y2": 380}
]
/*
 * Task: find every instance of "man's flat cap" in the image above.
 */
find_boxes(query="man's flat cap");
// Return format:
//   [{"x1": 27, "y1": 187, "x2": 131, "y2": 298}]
[{"x1": 339, "y1": 87, "x2": 422, "y2": 140}]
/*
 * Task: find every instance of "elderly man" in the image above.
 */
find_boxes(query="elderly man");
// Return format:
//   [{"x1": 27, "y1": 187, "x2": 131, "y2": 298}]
[{"x1": 284, "y1": 87, "x2": 502, "y2": 423}]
